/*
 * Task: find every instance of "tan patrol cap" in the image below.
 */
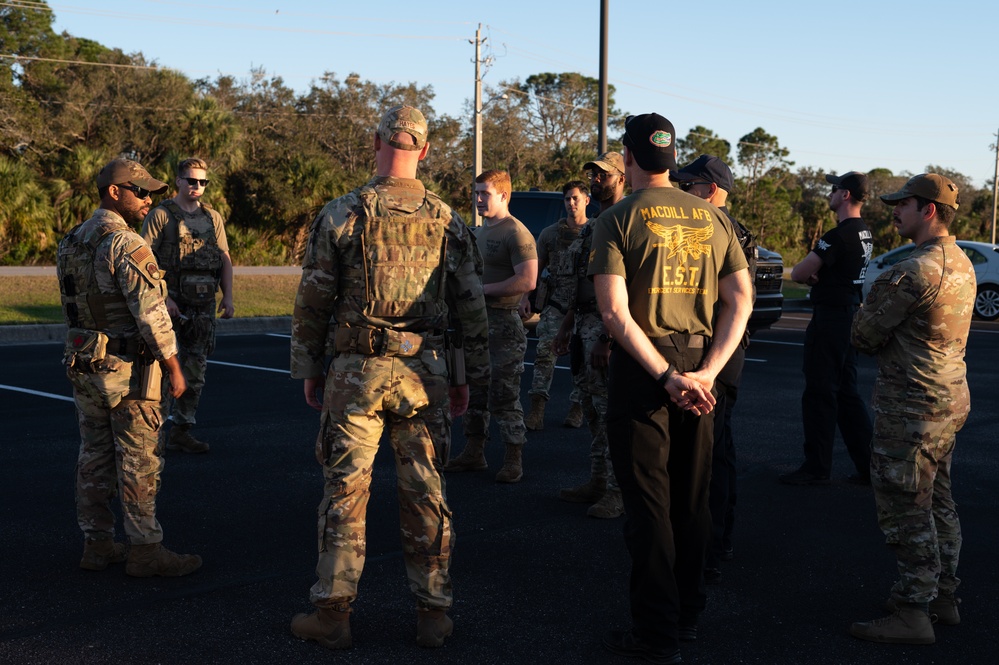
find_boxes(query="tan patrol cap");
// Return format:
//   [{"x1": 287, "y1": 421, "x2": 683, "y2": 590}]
[
  {"x1": 584, "y1": 151, "x2": 625, "y2": 176},
  {"x1": 96, "y1": 158, "x2": 169, "y2": 194},
  {"x1": 880, "y1": 173, "x2": 960, "y2": 210},
  {"x1": 377, "y1": 105, "x2": 428, "y2": 151}
]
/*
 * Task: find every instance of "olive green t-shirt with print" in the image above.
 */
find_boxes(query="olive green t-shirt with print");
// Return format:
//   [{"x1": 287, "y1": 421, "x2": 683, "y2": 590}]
[{"x1": 587, "y1": 186, "x2": 747, "y2": 338}]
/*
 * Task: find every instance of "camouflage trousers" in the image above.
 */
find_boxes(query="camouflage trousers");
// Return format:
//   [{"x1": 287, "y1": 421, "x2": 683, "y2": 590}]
[
  {"x1": 529, "y1": 305, "x2": 580, "y2": 404},
  {"x1": 71, "y1": 367, "x2": 165, "y2": 545},
  {"x1": 166, "y1": 303, "x2": 216, "y2": 427},
  {"x1": 871, "y1": 408, "x2": 967, "y2": 604},
  {"x1": 573, "y1": 311, "x2": 615, "y2": 490},
  {"x1": 310, "y1": 349, "x2": 454, "y2": 610},
  {"x1": 464, "y1": 307, "x2": 527, "y2": 447}
]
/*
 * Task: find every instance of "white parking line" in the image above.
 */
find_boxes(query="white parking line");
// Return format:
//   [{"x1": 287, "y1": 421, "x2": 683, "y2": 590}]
[
  {"x1": 0, "y1": 383, "x2": 74, "y2": 402},
  {"x1": 207, "y1": 360, "x2": 290, "y2": 374},
  {"x1": 751, "y1": 339, "x2": 804, "y2": 347}
]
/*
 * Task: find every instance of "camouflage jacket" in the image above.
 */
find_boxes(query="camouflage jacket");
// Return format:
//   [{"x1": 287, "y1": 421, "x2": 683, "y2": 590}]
[
  {"x1": 57, "y1": 208, "x2": 177, "y2": 361},
  {"x1": 290, "y1": 176, "x2": 489, "y2": 389},
  {"x1": 852, "y1": 236, "x2": 975, "y2": 417}
]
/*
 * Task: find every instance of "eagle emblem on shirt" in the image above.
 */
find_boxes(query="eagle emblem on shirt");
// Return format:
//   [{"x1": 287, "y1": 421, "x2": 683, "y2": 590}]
[{"x1": 645, "y1": 222, "x2": 714, "y2": 262}]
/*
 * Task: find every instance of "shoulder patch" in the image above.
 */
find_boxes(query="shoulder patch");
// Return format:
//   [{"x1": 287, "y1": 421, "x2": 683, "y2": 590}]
[{"x1": 125, "y1": 241, "x2": 163, "y2": 282}]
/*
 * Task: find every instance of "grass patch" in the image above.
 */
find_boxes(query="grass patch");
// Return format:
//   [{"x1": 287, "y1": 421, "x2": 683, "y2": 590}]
[
  {"x1": 0, "y1": 274, "x2": 301, "y2": 325},
  {"x1": 781, "y1": 280, "x2": 809, "y2": 300}
]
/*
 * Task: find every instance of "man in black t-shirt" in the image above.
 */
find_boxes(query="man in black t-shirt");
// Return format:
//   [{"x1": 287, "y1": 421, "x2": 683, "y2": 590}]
[{"x1": 781, "y1": 171, "x2": 874, "y2": 486}]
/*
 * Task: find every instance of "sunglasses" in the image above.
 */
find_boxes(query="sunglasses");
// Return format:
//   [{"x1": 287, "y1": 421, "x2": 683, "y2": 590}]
[
  {"x1": 182, "y1": 177, "x2": 210, "y2": 187},
  {"x1": 679, "y1": 181, "x2": 712, "y2": 191},
  {"x1": 117, "y1": 183, "x2": 151, "y2": 199},
  {"x1": 587, "y1": 171, "x2": 614, "y2": 181}
]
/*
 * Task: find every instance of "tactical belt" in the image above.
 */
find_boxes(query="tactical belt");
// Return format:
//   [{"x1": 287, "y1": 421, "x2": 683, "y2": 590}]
[
  {"x1": 333, "y1": 325, "x2": 442, "y2": 358},
  {"x1": 111, "y1": 337, "x2": 142, "y2": 356},
  {"x1": 651, "y1": 333, "x2": 708, "y2": 349}
]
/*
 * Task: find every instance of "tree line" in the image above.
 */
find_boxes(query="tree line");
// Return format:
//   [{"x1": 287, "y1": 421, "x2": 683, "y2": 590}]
[{"x1": 2, "y1": 2, "x2": 996, "y2": 266}]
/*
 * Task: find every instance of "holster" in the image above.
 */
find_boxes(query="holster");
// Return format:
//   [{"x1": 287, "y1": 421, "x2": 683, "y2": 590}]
[
  {"x1": 139, "y1": 352, "x2": 162, "y2": 402},
  {"x1": 445, "y1": 330, "x2": 466, "y2": 387}
]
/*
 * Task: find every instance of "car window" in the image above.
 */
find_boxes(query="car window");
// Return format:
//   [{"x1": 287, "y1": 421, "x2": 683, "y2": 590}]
[
  {"x1": 879, "y1": 246, "x2": 915, "y2": 268},
  {"x1": 963, "y1": 247, "x2": 987, "y2": 265}
]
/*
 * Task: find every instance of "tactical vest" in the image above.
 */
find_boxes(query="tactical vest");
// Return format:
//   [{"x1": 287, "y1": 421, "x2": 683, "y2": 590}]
[
  {"x1": 158, "y1": 200, "x2": 223, "y2": 305},
  {"x1": 335, "y1": 185, "x2": 450, "y2": 331},
  {"x1": 57, "y1": 219, "x2": 134, "y2": 331}
]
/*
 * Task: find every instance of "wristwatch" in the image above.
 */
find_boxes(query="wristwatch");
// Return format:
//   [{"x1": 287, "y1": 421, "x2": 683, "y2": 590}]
[
  {"x1": 598, "y1": 333, "x2": 612, "y2": 343},
  {"x1": 657, "y1": 365, "x2": 675, "y2": 389}
]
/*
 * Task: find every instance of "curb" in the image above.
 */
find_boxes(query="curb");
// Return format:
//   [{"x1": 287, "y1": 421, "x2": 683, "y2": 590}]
[{"x1": 0, "y1": 316, "x2": 292, "y2": 346}]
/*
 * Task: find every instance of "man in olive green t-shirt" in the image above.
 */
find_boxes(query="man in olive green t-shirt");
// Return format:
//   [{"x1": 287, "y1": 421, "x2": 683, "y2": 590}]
[
  {"x1": 588, "y1": 113, "x2": 752, "y2": 663},
  {"x1": 445, "y1": 169, "x2": 537, "y2": 483}
]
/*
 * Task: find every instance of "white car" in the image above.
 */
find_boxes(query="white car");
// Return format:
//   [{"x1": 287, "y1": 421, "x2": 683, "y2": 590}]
[{"x1": 862, "y1": 240, "x2": 999, "y2": 320}]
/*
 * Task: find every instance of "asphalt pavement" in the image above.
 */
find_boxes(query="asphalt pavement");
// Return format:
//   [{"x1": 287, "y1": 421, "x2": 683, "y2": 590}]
[{"x1": 1, "y1": 314, "x2": 998, "y2": 664}]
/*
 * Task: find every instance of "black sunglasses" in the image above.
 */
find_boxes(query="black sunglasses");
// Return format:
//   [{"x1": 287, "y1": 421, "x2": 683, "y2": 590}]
[
  {"x1": 183, "y1": 177, "x2": 210, "y2": 187},
  {"x1": 117, "y1": 183, "x2": 151, "y2": 199},
  {"x1": 680, "y1": 181, "x2": 712, "y2": 191}
]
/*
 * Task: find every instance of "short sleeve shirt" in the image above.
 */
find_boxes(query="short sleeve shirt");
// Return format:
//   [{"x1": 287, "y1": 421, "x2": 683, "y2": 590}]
[
  {"x1": 475, "y1": 215, "x2": 537, "y2": 309},
  {"x1": 810, "y1": 217, "x2": 872, "y2": 306},
  {"x1": 587, "y1": 186, "x2": 747, "y2": 337}
]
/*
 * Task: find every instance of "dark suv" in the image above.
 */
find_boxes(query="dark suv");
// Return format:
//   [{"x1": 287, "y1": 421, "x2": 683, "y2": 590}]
[{"x1": 508, "y1": 190, "x2": 784, "y2": 332}]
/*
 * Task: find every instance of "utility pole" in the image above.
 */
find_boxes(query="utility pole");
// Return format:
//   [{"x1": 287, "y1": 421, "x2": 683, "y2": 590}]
[
  {"x1": 597, "y1": 0, "x2": 609, "y2": 153},
  {"x1": 472, "y1": 24, "x2": 485, "y2": 227},
  {"x1": 992, "y1": 127, "x2": 998, "y2": 245}
]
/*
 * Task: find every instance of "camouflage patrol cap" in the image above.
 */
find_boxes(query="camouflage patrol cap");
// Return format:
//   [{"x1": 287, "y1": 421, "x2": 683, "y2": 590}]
[
  {"x1": 377, "y1": 105, "x2": 428, "y2": 151},
  {"x1": 584, "y1": 151, "x2": 625, "y2": 176},
  {"x1": 881, "y1": 173, "x2": 960, "y2": 210},
  {"x1": 96, "y1": 158, "x2": 169, "y2": 194}
]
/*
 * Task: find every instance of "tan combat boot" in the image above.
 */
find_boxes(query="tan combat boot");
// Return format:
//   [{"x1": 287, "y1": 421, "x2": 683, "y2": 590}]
[
  {"x1": 495, "y1": 444, "x2": 524, "y2": 483},
  {"x1": 167, "y1": 425, "x2": 210, "y2": 454},
  {"x1": 587, "y1": 489, "x2": 624, "y2": 519},
  {"x1": 850, "y1": 605, "x2": 935, "y2": 644},
  {"x1": 80, "y1": 538, "x2": 127, "y2": 571},
  {"x1": 525, "y1": 395, "x2": 547, "y2": 431},
  {"x1": 290, "y1": 606, "x2": 352, "y2": 650},
  {"x1": 558, "y1": 477, "x2": 606, "y2": 503},
  {"x1": 444, "y1": 436, "x2": 487, "y2": 472},
  {"x1": 886, "y1": 592, "x2": 961, "y2": 625},
  {"x1": 416, "y1": 609, "x2": 453, "y2": 648},
  {"x1": 563, "y1": 400, "x2": 584, "y2": 428},
  {"x1": 125, "y1": 543, "x2": 202, "y2": 577}
]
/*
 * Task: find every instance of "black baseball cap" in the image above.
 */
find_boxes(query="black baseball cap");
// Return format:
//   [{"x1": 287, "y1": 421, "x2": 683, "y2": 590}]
[
  {"x1": 675, "y1": 155, "x2": 734, "y2": 193},
  {"x1": 621, "y1": 113, "x2": 677, "y2": 173},
  {"x1": 825, "y1": 171, "x2": 869, "y2": 201}
]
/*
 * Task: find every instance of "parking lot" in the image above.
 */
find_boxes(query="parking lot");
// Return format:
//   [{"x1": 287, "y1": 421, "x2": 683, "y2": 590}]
[{"x1": 2, "y1": 312, "x2": 998, "y2": 664}]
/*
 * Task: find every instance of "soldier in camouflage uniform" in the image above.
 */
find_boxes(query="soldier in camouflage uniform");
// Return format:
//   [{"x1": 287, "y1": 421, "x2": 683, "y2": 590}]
[
  {"x1": 58, "y1": 158, "x2": 201, "y2": 578},
  {"x1": 849, "y1": 174, "x2": 974, "y2": 646},
  {"x1": 445, "y1": 169, "x2": 537, "y2": 483},
  {"x1": 552, "y1": 153, "x2": 626, "y2": 519},
  {"x1": 524, "y1": 180, "x2": 588, "y2": 431},
  {"x1": 289, "y1": 106, "x2": 489, "y2": 651},
  {"x1": 141, "y1": 158, "x2": 234, "y2": 454}
]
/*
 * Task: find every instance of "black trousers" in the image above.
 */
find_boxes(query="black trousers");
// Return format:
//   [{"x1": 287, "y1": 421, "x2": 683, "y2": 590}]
[
  {"x1": 707, "y1": 344, "x2": 743, "y2": 568},
  {"x1": 800, "y1": 304, "x2": 872, "y2": 477},
  {"x1": 607, "y1": 342, "x2": 713, "y2": 650}
]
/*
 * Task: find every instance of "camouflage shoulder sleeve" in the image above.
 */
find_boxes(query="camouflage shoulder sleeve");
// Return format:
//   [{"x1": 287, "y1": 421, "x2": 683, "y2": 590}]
[
  {"x1": 852, "y1": 266, "x2": 922, "y2": 354},
  {"x1": 290, "y1": 195, "x2": 357, "y2": 378},
  {"x1": 113, "y1": 232, "x2": 177, "y2": 360},
  {"x1": 445, "y1": 212, "x2": 490, "y2": 390}
]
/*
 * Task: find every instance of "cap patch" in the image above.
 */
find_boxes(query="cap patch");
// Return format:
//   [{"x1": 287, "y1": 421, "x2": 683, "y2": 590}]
[{"x1": 650, "y1": 131, "x2": 672, "y2": 147}]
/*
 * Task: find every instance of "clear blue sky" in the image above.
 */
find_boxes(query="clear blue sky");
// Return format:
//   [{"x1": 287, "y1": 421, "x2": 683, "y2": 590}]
[{"x1": 47, "y1": 0, "x2": 999, "y2": 187}]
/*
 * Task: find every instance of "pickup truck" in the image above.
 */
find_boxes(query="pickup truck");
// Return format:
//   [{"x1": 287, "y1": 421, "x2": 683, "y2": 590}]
[{"x1": 507, "y1": 190, "x2": 783, "y2": 332}]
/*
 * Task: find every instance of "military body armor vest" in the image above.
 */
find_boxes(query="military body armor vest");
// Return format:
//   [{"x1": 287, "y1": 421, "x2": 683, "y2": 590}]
[
  {"x1": 159, "y1": 200, "x2": 223, "y2": 305},
  {"x1": 58, "y1": 219, "x2": 132, "y2": 331},
  {"x1": 334, "y1": 185, "x2": 450, "y2": 332}
]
